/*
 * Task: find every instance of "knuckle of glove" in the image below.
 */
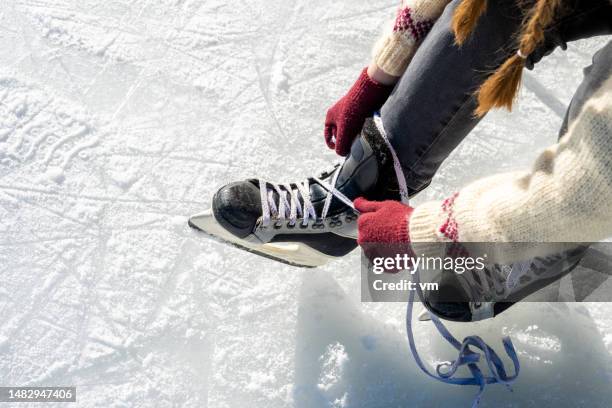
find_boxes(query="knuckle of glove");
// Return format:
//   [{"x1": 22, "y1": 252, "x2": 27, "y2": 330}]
[
  {"x1": 357, "y1": 213, "x2": 375, "y2": 230},
  {"x1": 325, "y1": 109, "x2": 337, "y2": 124}
]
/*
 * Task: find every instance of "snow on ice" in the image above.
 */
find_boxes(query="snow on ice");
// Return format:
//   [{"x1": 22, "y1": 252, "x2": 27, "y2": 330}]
[{"x1": 0, "y1": 0, "x2": 610, "y2": 407}]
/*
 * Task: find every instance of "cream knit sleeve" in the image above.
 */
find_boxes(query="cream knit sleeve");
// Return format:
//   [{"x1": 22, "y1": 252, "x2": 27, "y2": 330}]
[
  {"x1": 409, "y1": 76, "x2": 612, "y2": 244},
  {"x1": 373, "y1": 0, "x2": 451, "y2": 77}
]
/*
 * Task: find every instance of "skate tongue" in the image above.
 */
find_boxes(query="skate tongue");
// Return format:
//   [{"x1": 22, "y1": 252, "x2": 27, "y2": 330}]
[{"x1": 372, "y1": 115, "x2": 409, "y2": 204}]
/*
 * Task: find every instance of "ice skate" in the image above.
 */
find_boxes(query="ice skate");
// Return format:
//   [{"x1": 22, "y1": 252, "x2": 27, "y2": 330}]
[
  {"x1": 189, "y1": 118, "x2": 401, "y2": 267},
  {"x1": 418, "y1": 244, "x2": 588, "y2": 322}
]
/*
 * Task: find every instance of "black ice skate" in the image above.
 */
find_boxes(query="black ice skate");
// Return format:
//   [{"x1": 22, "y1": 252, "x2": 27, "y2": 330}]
[
  {"x1": 417, "y1": 243, "x2": 588, "y2": 322},
  {"x1": 188, "y1": 118, "x2": 401, "y2": 267}
]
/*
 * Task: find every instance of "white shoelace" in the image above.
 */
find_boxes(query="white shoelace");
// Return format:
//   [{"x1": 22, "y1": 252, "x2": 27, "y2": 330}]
[
  {"x1": 259, "y1": 115, "x2": 409, "y2": 230},
  {"x1": 258, "y1": 168, "x2": 355, "y2": 228}
]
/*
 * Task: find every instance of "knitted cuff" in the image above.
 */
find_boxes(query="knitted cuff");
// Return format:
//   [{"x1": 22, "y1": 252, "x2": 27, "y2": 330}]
[
  {"x1": 353, "y1": 67, "x2": 395, "y2": 110},
  {"x1": 406, "y1": 200, "x2": 448, "y2": 243},
  {"x1": 397, "y1": 211, "x2": 411, "y2": 243},
  {"x1": 372, "y1": 3, "x2": 438, "y2": 76},
  {"x1": 373, "y1": 34, "x2": 418, "y2": 77}
]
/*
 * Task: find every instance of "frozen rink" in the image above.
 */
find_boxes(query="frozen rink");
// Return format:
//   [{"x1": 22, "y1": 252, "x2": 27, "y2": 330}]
[{"x1": 0, "y1": 0, "x2": 611, "y2": 407}]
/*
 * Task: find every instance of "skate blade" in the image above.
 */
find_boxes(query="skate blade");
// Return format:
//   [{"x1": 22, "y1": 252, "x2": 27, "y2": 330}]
[
  {"x1": 188, "y1": 209, "x2": 333, "y2": 268},
  {"x1": 418, "y1": 309, "x2": 432, "y2": 322}
]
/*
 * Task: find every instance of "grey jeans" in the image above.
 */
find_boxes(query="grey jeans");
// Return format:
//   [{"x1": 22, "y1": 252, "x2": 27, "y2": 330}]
[
  {"x1": 559, "y1": 41, "x2": 612, "y2": 136},
  {"x1": 380, "y1": 0, "x2": 612, "y2": 196}
]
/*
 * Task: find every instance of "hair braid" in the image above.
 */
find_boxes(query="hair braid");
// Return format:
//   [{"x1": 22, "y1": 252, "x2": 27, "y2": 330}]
[
  {"x1": 474, "y1": 0, "x2": 563, "y2": 116},
  {"x1": 452, "y1": 0, "x2": 488, "y2": 45}
]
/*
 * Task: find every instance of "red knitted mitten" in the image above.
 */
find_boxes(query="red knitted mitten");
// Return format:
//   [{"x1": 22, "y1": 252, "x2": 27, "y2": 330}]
[
  {"x1": 324, "y1": 68, "x2": 394, "y2": 156},
  {"x1": 354, "y1": 198, "x2": 413, "y2": 245}
]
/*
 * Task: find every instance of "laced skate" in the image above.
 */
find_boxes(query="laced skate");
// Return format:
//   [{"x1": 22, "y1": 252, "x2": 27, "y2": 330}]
[
  {"x1": 258, "y1": 172, "x2": 355, "y2": 230},
  {"x1": 189, "y1": 118, "x2": 400, "y2": 267},
  {"x1": 417, "y1": 244, "x2": 586, "y2": 322}
]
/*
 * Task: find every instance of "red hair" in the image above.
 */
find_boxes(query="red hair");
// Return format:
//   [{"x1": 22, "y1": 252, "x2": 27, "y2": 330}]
[{"x1": 452, "y1": 0, "x2": 564, "y2": 116}]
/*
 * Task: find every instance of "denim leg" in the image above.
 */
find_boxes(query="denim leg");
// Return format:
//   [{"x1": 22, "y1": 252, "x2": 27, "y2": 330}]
[
  {"x1": 557, "y1": 40, "x2": 612, "y2": 139},
  {"x1": 380, "y1": 0, "x2": 524, "y2": 194}
]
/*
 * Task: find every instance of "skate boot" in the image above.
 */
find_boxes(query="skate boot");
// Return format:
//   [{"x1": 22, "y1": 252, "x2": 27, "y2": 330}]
[
  {"x1": 188, "y1": 118, "x2": 401, "y2": 267},
  {"x1": 418, "y1": 244, "x2": 588, "y2": 322}
]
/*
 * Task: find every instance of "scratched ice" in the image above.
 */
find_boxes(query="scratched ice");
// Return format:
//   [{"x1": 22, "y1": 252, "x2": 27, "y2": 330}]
[{"x1": 0, "y1": 1, "x2": 610, "y2": 407}]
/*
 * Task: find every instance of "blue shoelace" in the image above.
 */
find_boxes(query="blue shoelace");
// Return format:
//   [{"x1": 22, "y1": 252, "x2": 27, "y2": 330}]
[
  {"x1": 406, "y1": 279, "x2": 520, "y2": 407},
  {"x1": 372, "y1": 113, "x2": 521, "y2": 407}
]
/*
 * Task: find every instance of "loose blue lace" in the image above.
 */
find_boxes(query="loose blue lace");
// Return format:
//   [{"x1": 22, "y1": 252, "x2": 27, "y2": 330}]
[
  {"x1": 406, "y1": 281, "x2": 520, "y2": 407},
  {"x1": 372, "y1": 113, "x2": 521, "y2": 407}
]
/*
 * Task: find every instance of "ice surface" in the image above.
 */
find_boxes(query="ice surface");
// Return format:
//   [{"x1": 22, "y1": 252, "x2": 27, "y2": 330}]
[{"x1": 0, "y1": 1, "x2": 610, "y2": 407}]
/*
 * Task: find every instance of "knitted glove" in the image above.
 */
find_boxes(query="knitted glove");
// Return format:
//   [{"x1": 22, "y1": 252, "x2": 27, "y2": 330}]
[
  {"x1": 525, "y1": 0, "x2": 612, "y2": 70},
  {"x1": 355, "y1": 198, "x2": 413, "y2": 245},
  {"x1": 525, "y1": 29, "x2": 567, "y2": 71},
  {"x1": 325, "y1": 68, "x2": 394, "y2": 156}
]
